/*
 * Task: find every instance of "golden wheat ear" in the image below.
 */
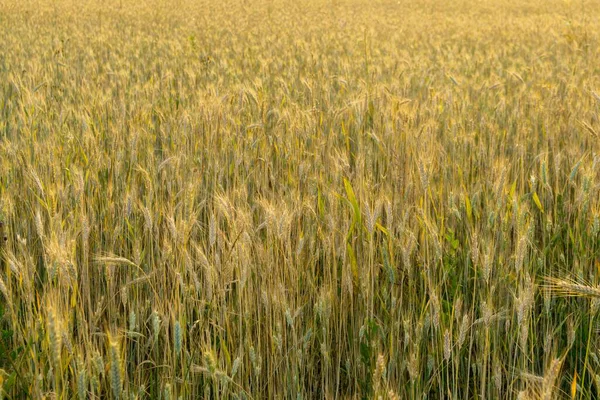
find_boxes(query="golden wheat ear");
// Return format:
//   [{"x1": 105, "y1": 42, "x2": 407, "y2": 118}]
[
  {"x1": 518, "y1": 352, "x2": 568, "y2": 400},
  {"x1": 543, "y1": 276, "x2": 600, "y2": 299}
]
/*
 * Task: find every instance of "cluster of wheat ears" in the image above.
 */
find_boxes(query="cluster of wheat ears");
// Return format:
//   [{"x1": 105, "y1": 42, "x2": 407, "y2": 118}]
[{"x1": 0, "y1": 0, "x2": 600, "y2": 398}]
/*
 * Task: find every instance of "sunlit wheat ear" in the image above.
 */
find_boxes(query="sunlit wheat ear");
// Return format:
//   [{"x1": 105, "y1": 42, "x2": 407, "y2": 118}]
[
  {"x1": 364, "y1": 204, "x2": 376, "y2": 236},
  {"x1": 418, "y1": 161, "x2": 429, "y2": 190},
  {"x1": 166, "y1": 215, "x2": 178, "y2": 243},
  {"x1": 152, "y1": 310, "x2": 161, "y2": 344},
  {"x1": 453, "y1": 298, "x2": 463, "y2": 322},
  {"x1": 519, "y1": 321, "x2": 529, "y2": 351},
  {"x1": 458, "y1": 313, "x2": 470, "y2": 349},
  {"x1": 493, "y1": 362, "x2": 503, "y2": 394},
  {"x1": 62, "y1": 330, "x2": 73, "y2": 355},
  {"x1": 482, "y1": 249, "x2": 492, "y2": 282},
  {"x1": 541, "y1": 357, "x2": 564, "y2": 400},
  {"x1": 544, "y1": 276, "x2": 600, "y2": 298},
  {"x1": 120, "y1": 286, "x2": 128, "y2": 306},
  {"x1": 249, "y1": 346, "x2": 261, "y2": 376},
  {"x1": 47, "y1": 306, "x2": 62, "y2": 369},
  {"x1": 208, "y1": 213, "x2": 217, "y2": 247},
  {"x1": 231, "y1": 356, "x2": 241, "y2": 378},
  {"x1": 203, "y1": 349, "x2": 217, "y2": 376},
  {"x1": 174, "y1": 320, "x2": 182, "y2": 357},
  {"x1": 0, "y1": 275, "x2": 11, "y2": 313},
  {"x1": 29, "y1": 168, "x2": 45, "y2": 198},
  {"x1": 388, "y1": 389, "x2": 400, "y2": 400},
  {"x1": 34, "y1": 209, "x2": 44, "y2": 240},
  {"x1": 517, "y1": 389, "x2": 535, "y2": 400},
  {"x1": 373, "y1": 353, "x2": 386, "y2": 393},
  {"x1": 384, "y1": 199, "x2": 393, "y2": 228},
  {"x1": 3, "y1": 250, "x2": 22, "y2": 278},
  {"x1": 443, "y1": 329, "x2": 451, "y2": 361},
  {"x1": 518, "y1": 355, "x2": 565, "y2": 400},
  {"x1": 407, "y1": 352, "x2": 419, "y2": 382},
  {"x1": 141, "y1": 204, "x2": 153, "y2": 233},
  {"x1": 515, "y1": 286, "x2": 534, "y2": 327},
  {"x1": 81, "y1": 214, "x2": 90, "y2": 261},
  {"x1": 128, "y1": 311, "x2": 137, "y2": 333},
  {"x1": 189, "y1": 263, "x2": 202, "y2": 292}
]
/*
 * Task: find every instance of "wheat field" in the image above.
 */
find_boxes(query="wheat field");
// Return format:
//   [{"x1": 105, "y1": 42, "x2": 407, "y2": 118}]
[{"x1": 0, "y1": 0, "x2": 600, "y2": 398}]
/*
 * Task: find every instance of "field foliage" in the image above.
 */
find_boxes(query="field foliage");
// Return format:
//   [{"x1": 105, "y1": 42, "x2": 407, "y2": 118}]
[{"x1": 1, "y1": 0, "x2": 600, "y2": 398}]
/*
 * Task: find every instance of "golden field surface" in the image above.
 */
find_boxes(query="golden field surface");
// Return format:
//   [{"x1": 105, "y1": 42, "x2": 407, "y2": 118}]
[{"x1": 1, "y1": 0, "x2": 600, "y2": 398}]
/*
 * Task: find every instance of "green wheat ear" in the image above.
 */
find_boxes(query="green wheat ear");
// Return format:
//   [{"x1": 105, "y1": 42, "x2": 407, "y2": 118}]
[
  {"x1": 174, "y1": 320, "x2": 182, "y2": 357},
  {"x1": 77, "y1": 356, "x2": 87, "y2": 400},
  {"x1": 109, "y1": 338, "x2": 122, "y2": 400}
]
